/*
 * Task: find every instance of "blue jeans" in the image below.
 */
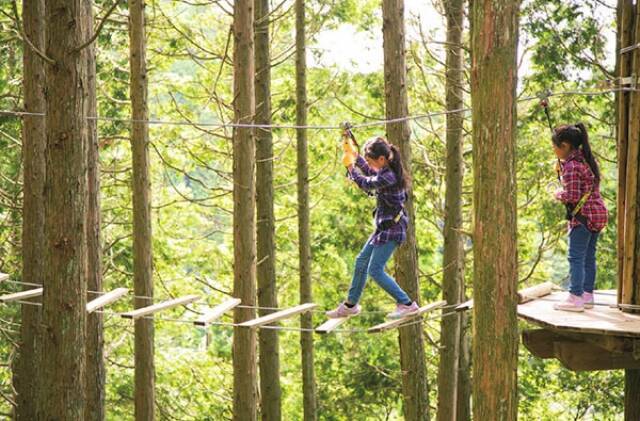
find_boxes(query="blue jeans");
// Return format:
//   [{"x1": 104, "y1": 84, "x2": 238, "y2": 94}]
[
  {"x1": 347, "y1": 240, "x2": 412, "y2": 305},
  {"x1": 568, "y1": 224, "x2": 599, "y2": 296}
]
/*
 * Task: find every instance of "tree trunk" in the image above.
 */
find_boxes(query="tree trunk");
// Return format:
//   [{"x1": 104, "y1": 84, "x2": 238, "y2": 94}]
[
  {"x1": 83, "y1": 3, "x2": 106, "y2": 420},
  {"x1": 625, "y1": 369, "x2": 640, "y2": 421},
  {"x1": 456, "y1": 310, "x2": 472, "y2": 421},
  {"x1": 85, "y1": 1, "x2": 105, "y2": 419},
  {"x1": 128, "y1": 1, "x2": 156, "y2": 419},
  {"x1": 232, "y1": 1, "x2": 258, "y2": 420},
  {"x1": 41, "y1": 0, "x2": 89, "y2": 418},
  {"x1": 381, "y1": 1, "x2": 430, "y2": 419},
  {"x1": 437, "y1": 1, "x2": 465, "y2": 420},
  {"x1": 255, "y1": 0, "x2": 282, "y2": 418},
  {"x1": 469, "y1": 0, "x2": 520, "y2": 419},
  {"x1": 14, "y1": 0, "x2": 45, "y2": 418},
  {"x1": 295, "y1": 1, "x2": 318, "y2": 420}
]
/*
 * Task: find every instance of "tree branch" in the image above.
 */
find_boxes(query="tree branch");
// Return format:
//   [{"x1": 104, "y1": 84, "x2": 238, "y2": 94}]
[{"x1": 75, "y1": 0, "x2": 123, "y2": 52}]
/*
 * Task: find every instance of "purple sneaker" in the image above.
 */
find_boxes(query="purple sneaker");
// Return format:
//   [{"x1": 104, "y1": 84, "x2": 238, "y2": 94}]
[
  {"x1": 326, "y1": 302, "x2": 361, "y2": 319},
  {"x1": 387, "y1": 301, "x2": 420, "y2": 319},
  {"x1": 553, "y1": 293, "x2": 584, "y2": 312},
  {"x1": 582, "y1": 292, "x2": 594, "y2": 309}
]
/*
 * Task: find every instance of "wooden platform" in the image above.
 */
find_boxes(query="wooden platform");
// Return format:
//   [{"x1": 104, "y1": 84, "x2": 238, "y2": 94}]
[
  {"x1": 519, "y1": 290, "x2": 640, "y2": 371},
  {"x1": 517, "y1": 290, "x2": 640, "y2": 338}
]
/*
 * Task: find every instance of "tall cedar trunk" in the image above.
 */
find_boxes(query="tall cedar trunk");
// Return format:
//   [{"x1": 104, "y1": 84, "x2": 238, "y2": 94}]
[
  {"x1": 255, "y1": 0, "x2": 282, "y2": 418},
  {"x1": 470, "y1": 0, "x2": 519, "y2": 419},
  {"x1": 621, "y1": 0, "x2": 640, "y2": 311},
  {"x1": 625, "y1": 369, "x2": 640, "y2": 420},
  {"x1": 232, "y1": 1, "x2": 258, "y2": 420},
  {"x1": 456, "y1": 311, "x2": 472, "y2": 421},
  {"x1": 436, "y1": 1, "x2": 465, "y2": 419},
  {"x1": 85, "y1": 2, "x2": 105, "y2": 419},
  {"x1": 295, "y1": 1, "x2": 318, "y2": 420},
  {"x1": 381, "y1": 1, "x2": 430, "y2": 419},
  {"x1": 14, "y1": 0, "x2": 45, "y2": 418},
  {"x1": 128, "y1": 1, "x2": 156, "y2": 419},
  {"x1": 41, "y1": 0, "x2": 89, "y2": 418}
]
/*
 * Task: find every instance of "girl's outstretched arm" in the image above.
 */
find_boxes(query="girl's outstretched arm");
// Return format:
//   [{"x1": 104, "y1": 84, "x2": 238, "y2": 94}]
[
  {"x1": 348, "y1": 167, "x2": 397, "y2": 192},
  {"x1": 555, "y1": 162, "x2": 582, "y2": 204}
]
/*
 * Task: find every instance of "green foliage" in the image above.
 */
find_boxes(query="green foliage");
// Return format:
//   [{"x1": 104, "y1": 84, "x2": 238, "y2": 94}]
[{"x1": 0, "y1": 0, "x2": 628, "y2": 418}]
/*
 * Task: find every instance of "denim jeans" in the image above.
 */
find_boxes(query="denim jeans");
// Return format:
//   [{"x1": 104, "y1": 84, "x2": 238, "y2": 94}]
[
  {"x1": 347, "y1": 239, "x2": 412, "y2": 305},
  {"x1": 568, "y1": 224, "x2": 599, "y2": 296}
]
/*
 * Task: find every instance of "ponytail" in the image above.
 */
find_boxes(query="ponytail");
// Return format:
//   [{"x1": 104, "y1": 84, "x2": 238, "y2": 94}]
[
  {"x1": 387, "y1": 144, "x2": 408, "y2": 190},
  {"x1": 552, "y1": 122, "x2": 601, "y2": 184},
  {"x1": 575, "y1": 122, "x2": 600, "y2": 184}
]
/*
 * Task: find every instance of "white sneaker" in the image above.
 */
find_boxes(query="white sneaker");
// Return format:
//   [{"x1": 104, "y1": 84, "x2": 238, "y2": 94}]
[
  {"x1": 387, "y1": 301, "x2": 420, "y2": 319},
  {"x1": 553, "y1": 293, "x2": 584, "y2": 312}
]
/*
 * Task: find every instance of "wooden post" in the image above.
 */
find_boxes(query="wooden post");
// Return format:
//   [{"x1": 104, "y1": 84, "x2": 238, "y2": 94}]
[
  {"x1": 128, "y1": 1, "x2": 155, "y2": 419},
  {"x1": 14, "y1": 0, "x2": 45, "y2": 417},
  {"x1": 470, "y1": 0, "x2": 520, "y2": 419},
  {"x1": 232, "y1": 1, "x2": 258, "y2": 420}
]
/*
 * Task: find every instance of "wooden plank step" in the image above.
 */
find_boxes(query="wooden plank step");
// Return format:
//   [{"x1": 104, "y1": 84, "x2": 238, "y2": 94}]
[
  {"x1": 368, "y1": 300, "x2": 447, "y2": 333},
  {"x1": 457, "y1": 281, "x2": 555, "y2": 311},
  {"x1": 238, "y1": 303, "x2": 318, "y2": 328},
  {"x1": 120, "y1": 295, "x2": 200, "y2": 319},
  {"x1": 0, "y1": 288, "x2": 43, "y2": 303},
  {"x1": 195, "y1": 298, "x2": 242, "y2": 326},
  {"x1": 0, "y1": 273, "x2": 9, "y2": 282},
  {"x1": 87, "y1": 288, "x2": 129, "y2": 313},
  {"x1": 316, "y1": 317, "x2": 352, "y2": 334}
]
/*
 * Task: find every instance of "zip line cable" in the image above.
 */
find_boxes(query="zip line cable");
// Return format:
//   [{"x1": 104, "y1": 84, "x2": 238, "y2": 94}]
[{"x1": 0, "y1": 87, "x2": 635, "y2": 131}]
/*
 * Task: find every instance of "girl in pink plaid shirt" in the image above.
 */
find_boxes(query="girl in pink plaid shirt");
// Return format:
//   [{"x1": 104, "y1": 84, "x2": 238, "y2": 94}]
[{"x1": 551, "y1": 123, "x2": 608, "y2": 312}]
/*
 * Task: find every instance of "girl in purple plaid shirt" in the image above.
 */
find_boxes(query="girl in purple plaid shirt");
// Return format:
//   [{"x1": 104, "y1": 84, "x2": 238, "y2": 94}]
[
  {"x1": 326, "y1": 136, "x2": 420, "y2": 320},
  {"x1": 551, "y1": 123, "x2": 608, "y2": 312}
]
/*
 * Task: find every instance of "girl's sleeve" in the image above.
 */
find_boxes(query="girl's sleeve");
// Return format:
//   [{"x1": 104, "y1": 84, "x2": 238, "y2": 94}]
[
  {"x1": 354, "y1": 155, "x2": 376, "y2": 176},
  {"x1": 348, "y1": 168, "x2": 396, "y2": 192},
  {"x1": 555, "y1": 162, "x2": 582, "y2": 204}
]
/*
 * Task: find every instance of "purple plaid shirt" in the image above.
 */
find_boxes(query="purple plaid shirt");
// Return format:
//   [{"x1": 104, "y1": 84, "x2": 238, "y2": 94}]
[{"x1": 348, "y1": 156, "x2": 408, "y2": 246}]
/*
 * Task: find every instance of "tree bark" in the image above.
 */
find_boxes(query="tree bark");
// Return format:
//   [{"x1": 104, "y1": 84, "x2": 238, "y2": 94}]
[
  {"x1": 295, "y1": 1, "x2": 318, "y2": 420},
  {"x1": 456, "y1": 311, "x2": 472, "y2": 421},
  {"x1": 85, "y1": 1, "x2": 105, "y2": 419},
  {"x1": 41, "y1": 0, "x2": 89, "y2": 418},
  {"x1": 255, "y1": 0, "x2": 282, "y2": 418},
  {"x1": 232, "y1": 1, "x2": 258, "y2": 420},
  {"x1": 625, "y1": 369, "x2": 640, "y2": 421},
  {"x1": 469, "y1": 0, "x2": 520, "y2": 419},
  {"x1": 128, "y1": 1, "x2": 156, "y2": 419},
  {"x1": 381, "y1": 0, "x2": 430, "y2": 419},
  {"x1": 437, "y1": 1, "x2": 466, "y2": 419},
  {"x1": 14, "y1": 0, "x2": 45, "y2": 418}
]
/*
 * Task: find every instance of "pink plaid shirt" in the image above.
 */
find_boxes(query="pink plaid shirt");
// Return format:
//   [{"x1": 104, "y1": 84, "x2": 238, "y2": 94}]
[{"x1": 555, "y1": 150, "x2": 608, "y2": 232}]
